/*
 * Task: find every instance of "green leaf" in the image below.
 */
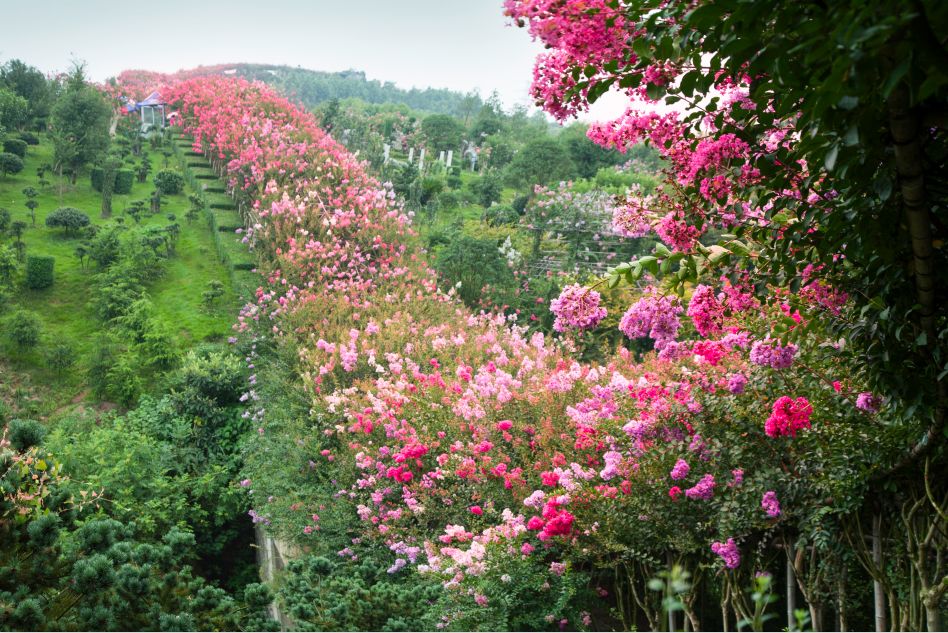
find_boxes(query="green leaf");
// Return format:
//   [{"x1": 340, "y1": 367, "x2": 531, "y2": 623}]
[
  {"x1": 882, "y1": 57, "x2": 911, "y2": 99},
  {"x1": 824, "y1": 144, "x2": 839, "y2": 172}
]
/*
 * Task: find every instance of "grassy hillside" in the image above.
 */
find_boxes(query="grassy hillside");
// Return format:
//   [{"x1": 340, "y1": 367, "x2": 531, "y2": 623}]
[{"x1": 0, "y1": 133, "x2": 241, "y2": 417}]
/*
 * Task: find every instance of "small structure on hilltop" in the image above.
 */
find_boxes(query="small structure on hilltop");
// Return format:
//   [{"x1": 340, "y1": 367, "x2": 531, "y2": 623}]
[{"x1": 135, "y1": 91, "x2": 167, "y2": 136}]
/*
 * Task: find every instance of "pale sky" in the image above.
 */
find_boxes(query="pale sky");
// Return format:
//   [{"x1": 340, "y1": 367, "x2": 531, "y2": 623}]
[{"x1": 0, "y1": 0, "x2": 628, "y2": 120}]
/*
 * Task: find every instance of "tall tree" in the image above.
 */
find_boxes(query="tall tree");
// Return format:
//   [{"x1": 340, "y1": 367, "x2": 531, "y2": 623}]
[
  {"x1": 50, "y1": 63, "x2": 110, "y2": 184},
  {"x1": 0, "y1": 59, "x2": 52, "y2": 125}
]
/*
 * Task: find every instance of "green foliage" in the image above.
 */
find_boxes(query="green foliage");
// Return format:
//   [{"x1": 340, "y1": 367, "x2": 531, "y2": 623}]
[
  {"x1": 0, "y1": 86, "x2": 29, "y2": 131},
  {"x1": 0, "y1": 441, "x2": 276, "y2": 631},
  {"x1": 46, "y1": 343, "x2": 76, "y2": 374},
  {"x1": 2, "y1": 137, "x2": 27, "y2": 157},
  {"x1": 0, "y1": 151, "x2": 24, "y2": 178},
  {"x1": 506, "y1": 137, "x2": 577, "y2": 189},
  {"x1": 45, "y1": 207, "x2": 91, "y2": 234},
  {"x1": 90, "y1": 165, "x2": 103, "y2": 191},
  {"x1": 18, "y1": 131, "x2": 39, "y2": 145},
  {"x1": 279, "y1": 552, "x2": 443, "y2": 631},
  {"x1": 1, "y1": 59, "x2": 51, "y2": 125},
  {"x1": 484, "y1": 204, "x2": 520, "y2": 227},
  {"x1": 153, "y1": 170, "x2": 185, "y2": 195},
  {"x1": 5, "y1": 418, "x2": 47, "y2": 450},
  {"x1": 50, "y1": 65, "x2": 111, "y2": 180},
  {"x1": 468, "y1": 169, "x2": 504, "y2": 208},
  {"x1": 24, "y1": 254, "x2": 54, "y2": 289},
  {"x1": 6, "y1": 309, "x2": 41, "y2": 348},
  {"x1": 434, "y1": 233, "x2": 515, "y2": 308},
  {"x1": 114, "y1": 168, "x2": 134, "y2": 194},
  {"x1": 421, "y1": 114, "x2": 466, "y2": 152}
]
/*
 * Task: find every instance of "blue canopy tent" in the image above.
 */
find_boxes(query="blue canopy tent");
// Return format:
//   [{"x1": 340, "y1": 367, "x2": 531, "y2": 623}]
[{"x1": 136, "y1": 91, "x2": 166, "y2": 134}]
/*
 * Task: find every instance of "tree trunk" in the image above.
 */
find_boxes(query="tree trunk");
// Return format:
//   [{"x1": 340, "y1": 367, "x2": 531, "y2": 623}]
[
  {"x1": 873, "y1": 514, "x2": 888, "y2": 632},
  {"x1": 787, "y1": 556, "x2": 797, "y2": 630}
]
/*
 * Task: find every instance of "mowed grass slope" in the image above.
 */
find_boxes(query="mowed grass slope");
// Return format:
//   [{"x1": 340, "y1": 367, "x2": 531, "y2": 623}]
[{"x1": 0, "y1": 134, "x2": 240, "y2": 414}]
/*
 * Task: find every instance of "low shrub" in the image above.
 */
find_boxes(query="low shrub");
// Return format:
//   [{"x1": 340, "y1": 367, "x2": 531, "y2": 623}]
[
  {"x1": 18, "y1": 131, "x2": 39, "y2": 145},
  {"x1": 6, "y1": 418, "x2": 47, "y2": 450},
  {"x1": 45, "y1": 207, "x2": 91, "y2": 235},
  {"x1": 6, "y1": 309, "x2": 41, "y2": 348},
  {"x1": 153, "y1": 170, "x2": 184, "y2": 195},
  {"x1": 24, "y1": 255, "x2": 54, "y2": 289}
]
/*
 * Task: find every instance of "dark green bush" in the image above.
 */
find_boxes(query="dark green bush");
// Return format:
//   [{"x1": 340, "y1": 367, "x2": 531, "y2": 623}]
[
  {"x1": 6, "y1": 418, "x2": 47, "y2": 450},
  {"x1": 153, "y1": 170, "x2": 184, "y2": 195},
  {"x1": 24, "y1": 255, "x2": 54, "y2": 289},
  {"x1": 45, "y1": 207, "x2": 90, "y2": 234},
  {"x1": 512, "y1": 193, "x2": 530, "y2": 214},
  {"x1": 0, "y1": 152, "x2": 24, "y2": 177},
  {"x1": 114, "y1": 169, "x2": 134, "y2": 194},
  {"x1": 2, "y1": 138, "x2": 27, "y2": 158},
  {"x1": 90, "y1": 166, "x2": 103, "y2": 191},
  {"x1": 18, "y1": 131, "x2": 39, "y2": 145}
]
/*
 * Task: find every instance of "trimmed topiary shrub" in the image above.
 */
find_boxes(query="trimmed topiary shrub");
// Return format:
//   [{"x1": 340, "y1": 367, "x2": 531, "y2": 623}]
[
  {"x1": 153, "y1": 170, "x2": 184, "y2": 195},
  {"x1": 24, "y1": 255, "x2": 54, "y2": 289},
  {"x1": 2, "y1": 138, "x2": 27, "y2": 158},
  {"x1": 0, "y1": 152, "x2": 24, "y2": 178},
  {"x1": 6, "y1": 418, "x2": 47, "y2": 450},
  {"x1": 18, "y1": 131, "x2": 40, "y2": 146},
  {"x1": 114, "y1": 169, "x2": 134, "y2": 194},
  {"x1": 45, "y1": 207, "x2": 90, "y2": 235}
]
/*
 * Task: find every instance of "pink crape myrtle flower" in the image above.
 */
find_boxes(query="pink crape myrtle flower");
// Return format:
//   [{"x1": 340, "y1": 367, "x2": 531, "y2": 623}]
[{"x1": 550, "y1": 284, "x2": 607, "y2": 332}]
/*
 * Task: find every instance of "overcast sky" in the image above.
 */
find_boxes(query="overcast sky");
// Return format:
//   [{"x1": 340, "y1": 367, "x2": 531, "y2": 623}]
[{"x1": 0, "y1": 0, "x2": 628, "y2": 120}]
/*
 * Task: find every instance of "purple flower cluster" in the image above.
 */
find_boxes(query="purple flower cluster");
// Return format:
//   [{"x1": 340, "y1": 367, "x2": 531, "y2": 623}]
[
  {"x1": 761, "y1": 490, "x2": 781, "y2": 517},
  {"x1": 685, "y1": 474, "x2": 715, "y2": 500},
  {"x1": 727, "y1": 372, "x2": 747, "y2": 394},
  {"x1": 749, "y1": 339, "x2": 798, "y2": 369},
  {"x1": 619, "y1": 290, "x2": 682, "y2": 349},
  {"x1": 669, "y1": 458, "x2": 690, "y2": 480},
  {"x1": 711, "y1": 538, "x2": 741, "y2": 569},
  {"x1": 551, "y1": 284, "x2": 608, "y2": 332},
  {"x1": 855, "y1": 392, "x2": 881, "y2": 413}
]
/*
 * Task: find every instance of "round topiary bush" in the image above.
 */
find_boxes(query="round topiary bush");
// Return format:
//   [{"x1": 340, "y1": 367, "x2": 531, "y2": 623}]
[
  {"x1": 45, "y1": 207, "x2": 91, "y2": 235},
  {"x1": 18, "y1": 131, "x2": 40, "y2": 146},
  {"x1": 153, "y1": 170, "x2": 184, "y2": 195},
  {"x1": 2, "y1": 138, "x2": 27, "y2": 158},
  {"x1": 24, "y1": 255, "x2": 54, "y2": 289},
  {"x1": 0, "y1": 152, "x2": 24, "y2": 178}
]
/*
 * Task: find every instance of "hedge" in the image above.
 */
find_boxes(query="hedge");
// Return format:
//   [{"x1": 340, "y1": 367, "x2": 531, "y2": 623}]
[
  {"x1": 25, "y1": 255, "x2": 54, "y2": 289},
  {"x1": 91, "y1": 166, "x2": 103, "y2": 192},
  {"x1": 2, "y1": 138, "x2": 27, "y2": 158},
  {"x1": 18, "y1": 132, "x2": 39, "y2": 146},
  {"x1": 115, "y1": 169, "x2": 134, "y2": 194}
]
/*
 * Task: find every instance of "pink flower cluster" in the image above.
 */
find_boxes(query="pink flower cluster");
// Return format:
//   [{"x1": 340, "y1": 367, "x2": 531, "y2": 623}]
[
  {"x1": 765, "y1": 396, "x2": 813, "y2": 438},
  {"x1": 550, "y1": 284, "x2": 608, "y2": 332},
  {"x1": 687, "y1": 285, "x2": 726, "y2": 338}
]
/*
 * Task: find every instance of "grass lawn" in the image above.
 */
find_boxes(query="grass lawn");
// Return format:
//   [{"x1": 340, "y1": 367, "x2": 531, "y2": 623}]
[{"x1": 0, "y1": 134, "x2": 242, "y2": 416}]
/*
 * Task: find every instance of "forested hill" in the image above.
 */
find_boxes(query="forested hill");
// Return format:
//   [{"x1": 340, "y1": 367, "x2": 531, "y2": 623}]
[
  {"x1": 116, "y1": 63, "x2": 483, "y2": 115},
  {"x1": 233, "y1": 64, "x2": 484, "y2": 114}
]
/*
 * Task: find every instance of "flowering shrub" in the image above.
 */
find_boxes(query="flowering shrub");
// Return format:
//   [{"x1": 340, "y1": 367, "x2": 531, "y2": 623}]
[{"x1": 160, "y1": 73, "x2": 894, "y2": 630}]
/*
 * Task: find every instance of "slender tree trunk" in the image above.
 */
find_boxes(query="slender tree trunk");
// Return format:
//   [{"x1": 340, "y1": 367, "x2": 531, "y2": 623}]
[
  {"x1": 838, "y1": 567, "x2": 848, "y2": 632},
  {"x1": 873, "y1": 514, "x2": 888, "y2": 632},
  {"x1": 787, "y1": 556, "x2": 797, "y2": 630}
]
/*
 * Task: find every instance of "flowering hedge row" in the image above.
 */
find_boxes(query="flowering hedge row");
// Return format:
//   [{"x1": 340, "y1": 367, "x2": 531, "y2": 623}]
[{"x1": 162, "y1": 75, "x2": 885, "y2": 629}]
